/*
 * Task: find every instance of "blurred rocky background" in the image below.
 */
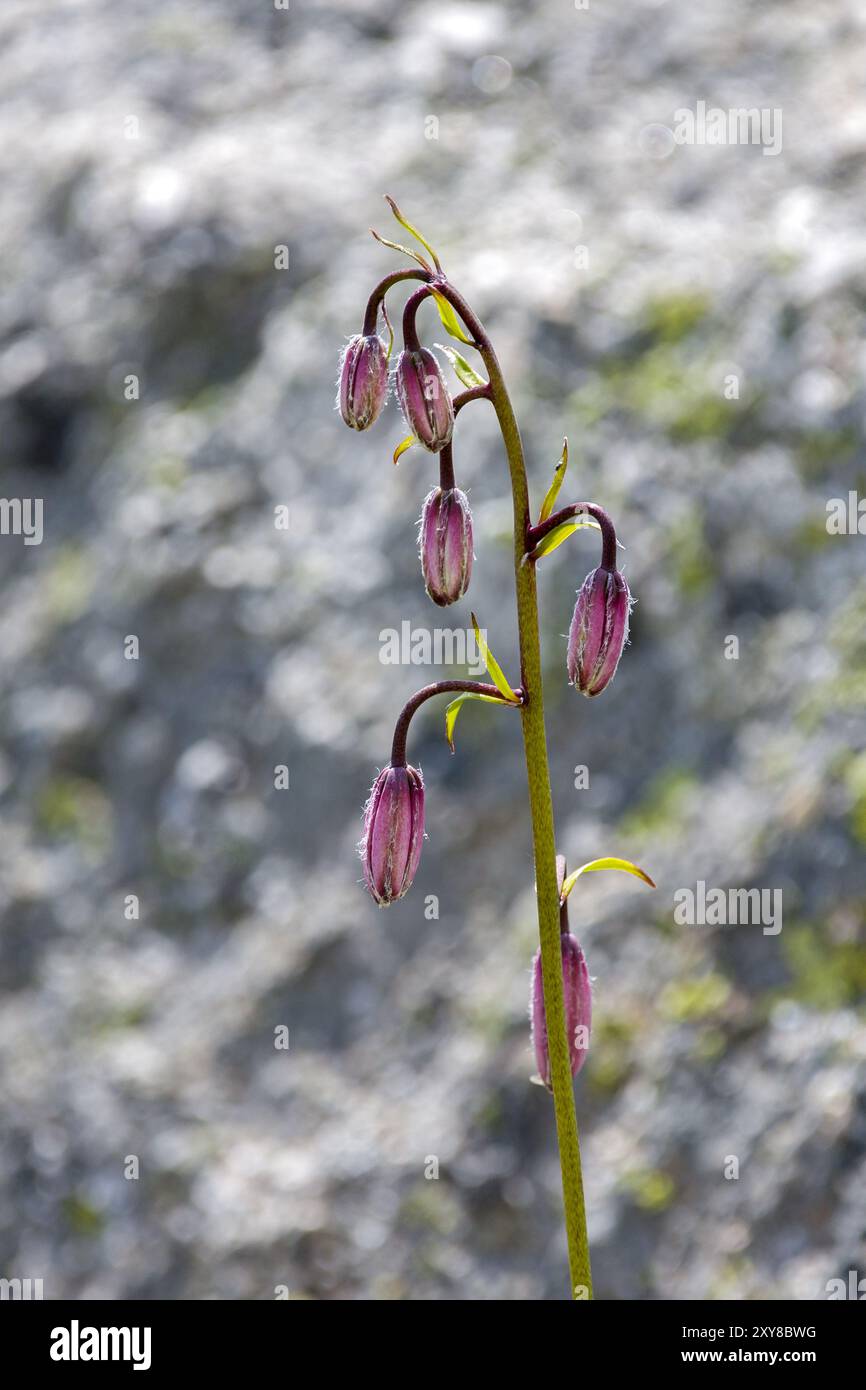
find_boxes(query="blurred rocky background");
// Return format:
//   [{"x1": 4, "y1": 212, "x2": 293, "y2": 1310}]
[{"x1": 0, "y1": 0, "x2": 865, "y2": 1300}]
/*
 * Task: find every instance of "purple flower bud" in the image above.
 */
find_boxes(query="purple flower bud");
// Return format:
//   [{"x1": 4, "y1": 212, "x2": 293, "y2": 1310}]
[
  {"x1": 567, "y1": 565, "x2": 631, "y2": 697},
  {"x1": 419, "y1": 487, "x2": 474, "y2": 606},
  {"x1": 338, "y1": 334, "x2": 389, "y2": 430},
  {"x1": 395, "y1": 348, "x2": 454, "y2": 452},
  {"x1": 531, "y1": 934, "x2": 592, "y2": 1089},
  {"x1": 360, "y1": 763, "x2": 425, "y2": 906}
]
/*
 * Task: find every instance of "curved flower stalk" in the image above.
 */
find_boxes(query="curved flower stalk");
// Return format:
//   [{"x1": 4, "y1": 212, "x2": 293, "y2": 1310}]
[
  {"x1": 339, "y1": 197, "x2": 656, "y2": 1300},
  {"x1": 525, "y1": 486, "x2": 632, "y2": 697}
]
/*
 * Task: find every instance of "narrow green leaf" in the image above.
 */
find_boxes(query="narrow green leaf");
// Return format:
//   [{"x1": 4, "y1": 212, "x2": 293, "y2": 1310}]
[
  {"x1": 384, "y1": 195, "x2": 443, "y2": 272},
  {"x1": 560, "y1": 857, "x2": 656, "y2": 901},
  {"x1": 523, "y1": 516, "x2": 601, "y2": 565},
  {"x1": 538, "y1": 439, "x2": 569, "y2": 523},
  {"x1": 381, "y1": 298, "x2": 394, "y2": 360},
  {"x1": 393, "y1": 435, "x2": 416, "y2": 465},
  {"x1": 370, "y1": 227, "x2": 431, "y2": 273},
  {"x1": 444, "y1": 692, "x2": 512, "y2": 752},
  {"x1": 470, "y1": 613, "x2": 521, "y2": 704},
  {"x1": 431, "y1": 289, "x2": 475, "y2": 347},
  {"x1": 435, "y1": 343, "x2": 487, "y2": 390}
]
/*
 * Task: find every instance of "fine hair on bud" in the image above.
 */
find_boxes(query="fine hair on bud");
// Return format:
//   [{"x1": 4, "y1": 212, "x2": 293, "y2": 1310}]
[
  {"x1": 338, "y1": 333, "x2": 389, "y2": 430},
  {"x1": 419, "y1": 486, "x2": 474, "y2": 606},
  {"x1": 360, "y1": 763, "x2": 425, "y2": 906},
  {"x1": 567, "y1": 565, "x2": 631, "y2": 697},
  {"x1": 395, "y1": 347, "x2": 454, "y2": 452}
]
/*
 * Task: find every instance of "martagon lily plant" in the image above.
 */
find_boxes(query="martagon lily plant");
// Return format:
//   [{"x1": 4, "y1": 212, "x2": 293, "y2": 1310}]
[{"x1": 339, "y1": 198, "x2": 655, "y2": 1300}]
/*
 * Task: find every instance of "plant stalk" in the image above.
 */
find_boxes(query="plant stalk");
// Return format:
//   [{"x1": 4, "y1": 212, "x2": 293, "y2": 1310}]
[
  {"x1": 436, "y1": 281, "x2": 593, "y2": 1299},
  {"x1": 390, "y1": 679, "x2": 520, "y2": 767}
]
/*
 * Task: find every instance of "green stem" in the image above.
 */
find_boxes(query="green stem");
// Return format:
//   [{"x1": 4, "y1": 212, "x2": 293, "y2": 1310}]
[{"x1": 438, "y1": 282, "x2": 593, "y2": 1299}]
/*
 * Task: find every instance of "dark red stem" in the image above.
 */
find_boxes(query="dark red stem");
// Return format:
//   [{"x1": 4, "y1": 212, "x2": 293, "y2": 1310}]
[
  {"x1": 401, "y1": 275, "x2": 491, "y2": 359},
  {"x1": 528, "y1": 503, "x2": 618, "y2": 571},
  {"x1": 363, "y1": 268, "x2": 432, "y2": 337},
  {"x1": 438, "y1": 442, "x2": 456, "y2": 491},
  {"x1": 402, "y1": 284, "x2": 435, "y2": 353},
  {"x1": 454, "y1": 384, "x2": 492, "y2": 415},
  {"x1": 390, "y1": 680, "x2": 522, "y2": 767}
]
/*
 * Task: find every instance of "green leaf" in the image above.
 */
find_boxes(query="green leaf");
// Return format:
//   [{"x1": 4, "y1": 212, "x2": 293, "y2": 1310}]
[
  {"x1": 444, "y1": 692, "x2": 512, "y2": 752},
  {"x1": 370, "y1": 227, "x2": 432, "y2": 273},
  {"x1": 431, "y1": 289, "x2": 475, "y2": 347},
  {"x1": 538, "y1": 439, "x2": 569, "y2": 523},
  {"x1": 560, "y1": 857, "x2": 656, "y2": 901},
  {"x1": 435, "y1": 344, "x2": 487, "y2": 390},
  {"x1": 384, "y1": 195, "x2": 443, "y2": 272},
  {"x1": 393, "y1": 435, "x2": 416, "y2": 465},
  {"x1": 523, "y1": 516, "x2": 600, "y2": 564},
  {"x1": 381, "y1": 298, "x2": 395, "y2": 360},
  {"x1": 470, "y1": 613, "x2": 521, "y2": 703}
]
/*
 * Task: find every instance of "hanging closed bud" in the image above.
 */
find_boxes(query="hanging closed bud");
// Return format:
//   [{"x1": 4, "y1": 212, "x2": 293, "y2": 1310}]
[
  {"x1": 360, "y1": 763, "x2": 425, "y2": 906},
  {"x1": 419, "y1": 487, "x2": 473, "y2": 606},
  {"x1": 531, "y1": 934, "x2": 592, "y2": 1089},
  {"x1": 567, "y1": 566, "x2": 630, "y2": 697},
  {"x1": 338, "y1": 334, "x2": 389, "y2": 430},
  {"x1": 395, "y1": 347, "x2": 453, "y2": 452}
]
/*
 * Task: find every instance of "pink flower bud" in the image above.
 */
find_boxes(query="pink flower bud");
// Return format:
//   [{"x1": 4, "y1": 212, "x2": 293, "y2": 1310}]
[
  {"x1": 395, "y1": 348, "x2": 454, "y2": 452},
  {"x1": 530, "y1": 934, "x2": 592, "y2": 1089},
  {"x1": 419, "y1": 487, "x2": 474, "y2": 606},
  {"x1": 338, "y1": 334, "x2": 389, "y2": 430},
  {"x1": 567, "y1": 565, "x2": 630, "y2": 697},
  {"x1": 360, "y1": 763, "x2": 425, "y2": 906}
]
